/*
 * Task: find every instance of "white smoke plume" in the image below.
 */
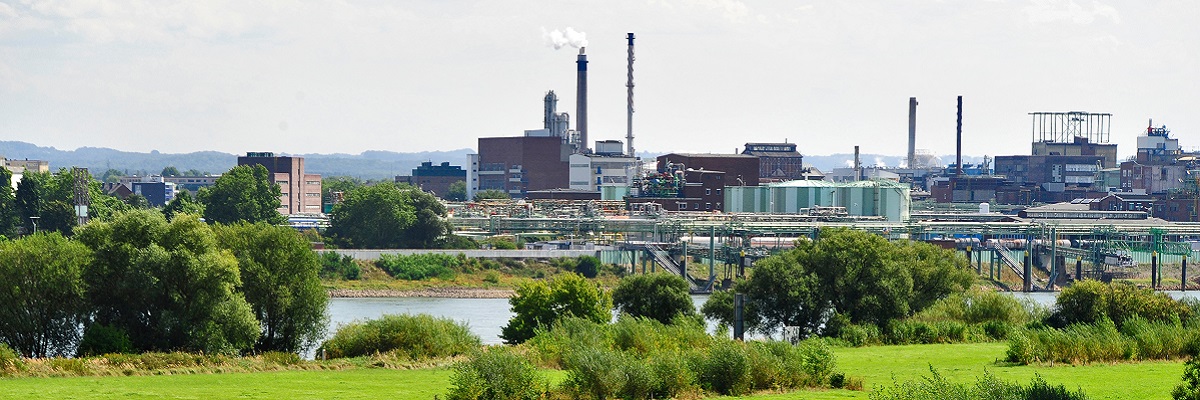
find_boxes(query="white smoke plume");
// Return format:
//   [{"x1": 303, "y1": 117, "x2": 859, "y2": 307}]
[{"x1": 542, "y1": 27, "x2": 588, "y2": 50}]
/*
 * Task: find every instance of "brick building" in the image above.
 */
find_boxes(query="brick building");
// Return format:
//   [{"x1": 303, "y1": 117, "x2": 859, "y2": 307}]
[
  {"x1": 474, "y1": 136, "x2": 570, "y2": 198},
  {"x1": 237, "y1": 152, "x2": 322, "y2": 215},
  {"x1": 741, "y1": 142, "x2": 805, "y2": 183}
]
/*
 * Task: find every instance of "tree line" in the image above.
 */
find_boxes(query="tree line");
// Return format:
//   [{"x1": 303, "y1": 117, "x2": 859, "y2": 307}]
[{"x1": 0, "y1": 209, "x2": 327, "y2": 358}]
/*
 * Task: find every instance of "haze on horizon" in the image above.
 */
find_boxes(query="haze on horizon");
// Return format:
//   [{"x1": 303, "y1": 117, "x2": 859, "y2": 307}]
[{"x1": 1, "y1": 1, "x2": 1196, "y2": 162}]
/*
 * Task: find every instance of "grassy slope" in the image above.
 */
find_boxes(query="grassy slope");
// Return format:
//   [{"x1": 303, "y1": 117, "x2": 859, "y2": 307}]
[{"x1": 0, "y1": 343, "x2": 1185, "y2": 399}]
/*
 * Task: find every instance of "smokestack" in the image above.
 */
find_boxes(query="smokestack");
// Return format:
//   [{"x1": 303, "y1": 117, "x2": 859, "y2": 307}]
[
  {"x1": 853, "y1": 145, "x2": 861, "y2": 181},
  {"x1": 907, "y1": 97, "x2": 917, "y2": 168},
  {"x1": 956, "y1": 95, "x2": 963, "y2": 177},
  {"x1": 626, "y1": 33, "x2": 636, "y2": 157},
  {"x1": 577, "y1": 47, "x2": 589, "y2": 153}
]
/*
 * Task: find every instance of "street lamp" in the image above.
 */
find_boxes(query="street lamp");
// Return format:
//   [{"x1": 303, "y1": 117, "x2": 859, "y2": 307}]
[{"x1": 29, "y1": 216, "x2": 39, "y2": 235}]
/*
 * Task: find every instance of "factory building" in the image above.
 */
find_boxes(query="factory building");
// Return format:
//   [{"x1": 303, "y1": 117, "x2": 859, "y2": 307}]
[
  {"x1": 569, "y1": 140, "x2": 638, "y2": 192},
  {"x1": 656, "y1": 153, "x2": 759, "y2": 186},
  {"x1": 724, "y1": 180, "x2": 911, "y2": 222},
  {"x1": 396, "y1": 161, "x2": 466, "y2": 199},
  {"x1": 474, "y1": 136, "x2": 571, "y2": 198},
  {"x1": 741, "y1": 142, "x2": 806, "y2": 183},
  {"x1": 237, "y1": 152, "x2": 323, "y2": 215},
  {"x1": 627, "y1": 169, "x2": 726, "y2": 212},
  {"x1": 1119, "y1": 122, "x2": 1196, "y2": 195}
]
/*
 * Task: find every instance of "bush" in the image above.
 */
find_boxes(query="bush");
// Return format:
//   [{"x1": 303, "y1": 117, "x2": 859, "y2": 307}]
[
  {"x1": 838, "y1": 323, "x2": 882, "y2": 347},
  {"x1": 483, "y1": 270, "x2": 501, "y2": 284},
  {"x1": 446, "y1": 347, "x2": 546, "y2": 400},
  {"x1": 1174, "y1": 355, "x2": 1200, "y2": 400},
  {"x1": 563, "y1": 347, "x2": 633, "y2": 399},
  {"x1": 575, "y1": 256, "x2": 601, "y2": 278},
  {"x1": 375, "y1": 253, "x2": 457, "y2": 280},
  {"x1": 0, "y1": 343, "x2": 25, "y2": 376},
  {"x1": 870, "y1": 367, "x2": 1089, "y2": 400},
  {"x1": 695, "y1": 339, "x2": 751, "y2": 396},
  {"x1": 1048, "y1": 280, "x2": 1191, "y2": 329},
  {"x1": 76, "y1": 324, "x2": 134, "y2": 357},
  {"x1": 319, "y1": 252, "x2": 360, "y2": 280},
  {"x1": 318, "y1": 314, "x2": 480, "y2": 360}
]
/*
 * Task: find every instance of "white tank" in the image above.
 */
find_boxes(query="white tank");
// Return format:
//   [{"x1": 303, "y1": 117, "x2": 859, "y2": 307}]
[{"x1": 979, "y1": 203, "x2": 990, "y2": 214}]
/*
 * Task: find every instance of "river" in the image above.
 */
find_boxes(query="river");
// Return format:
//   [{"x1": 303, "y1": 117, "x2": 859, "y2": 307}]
[{"x1": 319, "y1": 290, "x2": 1200, "y2": 355}]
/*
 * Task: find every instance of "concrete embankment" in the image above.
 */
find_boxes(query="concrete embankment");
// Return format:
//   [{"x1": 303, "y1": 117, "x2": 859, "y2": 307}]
[{"x1": 328, "y1": 287, "x2": 515, "y2": 299}]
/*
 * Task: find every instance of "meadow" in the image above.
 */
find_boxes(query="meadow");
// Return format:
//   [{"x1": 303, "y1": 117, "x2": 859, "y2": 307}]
[{"x1": 0, "y1": 342, "x2": 1183, "y2": 399}]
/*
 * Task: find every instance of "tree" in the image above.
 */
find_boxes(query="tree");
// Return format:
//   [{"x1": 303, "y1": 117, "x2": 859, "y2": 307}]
[
  {"x1": 322, "y1": 176, "x2": 364, "y2": 205},
  {"x1": 446, "y1": 180, "x2": 467, "y2": 201},
  {"x1": 0, "y1": 233, "x2": 91, "y2": 357},
  {"x1": 500, "y1": 273, "x2": 612, "y2": 344},
  {"x1": 76, "y1": 210, "x2": 259, "y2": 354},
  {"x1": 705, "y1": 228, "x2": 974, "y2": 338},
  {"x1": 14, "y1": 171, "x2": 76, "y2": 235},
  {"x1": 326, "y1": 184, "x2": 451, "y2": 249},
  {"x1": 473, "y1": 189, "x2": 511, "y2": 201},
  {"x1": 199, "y1": 165, "x2": 285, "y2": 225},
  {"x1": 0, "y1": 167, "x2": 18, "y2": 237},
  {"x1": 162, "y1": 190, "x2": 205, "y2": 221},
  {"x1": 612, "y1": 273, "x2": 696, "y2": 324},
  {"x1": 100, "y1": 169, "x2": 125, "y2": 183},
  {"x1": 161, "y1": 166, "x2": 180, "y2": 177},
  {"x1": 124, "y1": 193, "x2": 150, "y2": 209},
  {"x1": 215, "y1": 223, "x2": 328, "y2": 353}
]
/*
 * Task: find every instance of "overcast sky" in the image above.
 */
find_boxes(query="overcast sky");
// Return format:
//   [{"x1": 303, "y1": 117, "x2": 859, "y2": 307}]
[{"x1": 1, "y1": 0, "x2": 1196, "y2": 164}]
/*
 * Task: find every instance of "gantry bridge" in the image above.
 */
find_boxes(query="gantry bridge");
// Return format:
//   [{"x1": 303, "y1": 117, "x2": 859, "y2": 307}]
[{"x1": 450, "y1": 212, "x2": 1200, "y2": 293}]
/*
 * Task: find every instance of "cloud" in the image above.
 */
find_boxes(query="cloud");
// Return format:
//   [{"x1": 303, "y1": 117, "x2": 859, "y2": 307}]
[
  {"x1": 1024, "y1": 0, "x2": 1120, "y2": 25},
  {"x1": 541, "y1": 27, "x2": 587, "y2": 50}
]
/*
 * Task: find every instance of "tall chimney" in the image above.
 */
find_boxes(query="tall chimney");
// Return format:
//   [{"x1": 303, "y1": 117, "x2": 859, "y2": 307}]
[
  {"x1": 907, "y1": 97, "x2": 917, "y2": 168},
  {"x1": 577, "y1": 47, "x2": 589, "y2": 153},
  {"x1": 956, "y1": 95, "x2": 963, "y2": 177},
  {"x1": 626, "y1": 33, "x2": 636, "y2": 157},
  {"x1": 853, "y1": 145, "x2": 861, "y2": 181}
]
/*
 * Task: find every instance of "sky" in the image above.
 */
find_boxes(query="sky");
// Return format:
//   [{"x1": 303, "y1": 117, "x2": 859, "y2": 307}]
[{"x1": 0, "y1": 0, "x2": 1197, "y2": 164}]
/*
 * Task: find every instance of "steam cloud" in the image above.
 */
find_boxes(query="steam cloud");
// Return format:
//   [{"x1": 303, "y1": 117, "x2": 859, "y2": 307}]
[{"x1": 542, "y1": 27, "x2": 588, "y2": 49}]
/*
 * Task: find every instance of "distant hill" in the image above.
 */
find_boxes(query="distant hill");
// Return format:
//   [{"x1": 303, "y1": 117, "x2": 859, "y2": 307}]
[
  {"x1": 0, "y1": 141, "x2": 473, "y2": 180},
  {"x1": 0, "y1": 141, "x2": 985, "y2": 180}
]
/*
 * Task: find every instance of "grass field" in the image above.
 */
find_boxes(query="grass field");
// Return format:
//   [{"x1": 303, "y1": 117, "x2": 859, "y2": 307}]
[{"x1": 0, "y1": 343, "x2": 1186, "y2": 399}]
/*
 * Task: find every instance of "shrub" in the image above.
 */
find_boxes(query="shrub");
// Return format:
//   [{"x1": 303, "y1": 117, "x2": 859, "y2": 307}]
[
  {"x1": 1174, "y1": 355, "x2": 1200, "y2": 400},
  {"x1": 446, "y1": 347, "x2": 545, "y2": 400},
  {"x1": 563, "y1": 347, "x2": 630, "y2": 399},
  {"x1": 375, "y1": 253, "x2": 457, "y2": 280},
  {"x1": 48, "y1": 357, "x2": 91, "y2": 376},
  {"x1": 319, "y1": 252, "x2": 360, "y2": 280},
  {"x1": 1048, "y1": 280, "x2": 1191, "y2": 329},
  {"x1": 318, "y1": 314, "x2": 480, "y2": 360},
  {"x1": 575, "y1": 256, "x2": 601, "y2": 278},
  {"x1": 839, "y1": 323, "x2": 882, "y2": 347},
  {"x1": 0, "y1": 343, "x2": 25, "y2": 376},
  {"x1": 76, "y1": 324, "x2": 134, "y2": 357},
  {"x1": 870, "y1": 367, "x2": 1089, "y2": 400},
  {"x1": 482, "y1": 270, "x2": 501, "y2": 284},
  {"x1": 695, "y1": 339, "x2": 752, "y2": 396},
  {"x1": 649, "y1": 352, "x2": 697, "y2": 398}
]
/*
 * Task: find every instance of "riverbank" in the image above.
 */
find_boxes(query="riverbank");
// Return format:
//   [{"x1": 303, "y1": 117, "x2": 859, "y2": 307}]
[{"x1": 328, "y1": 287, "x2": 514, "y2": 298}]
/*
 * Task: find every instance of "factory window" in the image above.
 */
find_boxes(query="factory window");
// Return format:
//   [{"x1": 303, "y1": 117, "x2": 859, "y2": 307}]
[
  {"x1": 716, "y1": 202, "x2": 722, "y2": 209},
  {"x1": 277, "y1": 181, "x2": 288, "y2": 185},
  {"x1": 716, "y1": 188, "x2": 722, "y2": 195},
  {"x1": 694, "y1": 203, "x2": 700, "y2": 209},
  {"x1": 676, "y1": 202, "x2": 686, "y2": 210},
  {"x1": 705, "y1": 188, "x2": 711, "y2": 195},
  {"x1": 706, "y1": 203, "x2": 712, "y2": 210}
]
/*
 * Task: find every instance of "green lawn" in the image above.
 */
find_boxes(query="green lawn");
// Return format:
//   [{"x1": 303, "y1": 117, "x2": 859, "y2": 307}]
[{"x1": 0, "y1": 343, "x2": 1186, "y2": 399}]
